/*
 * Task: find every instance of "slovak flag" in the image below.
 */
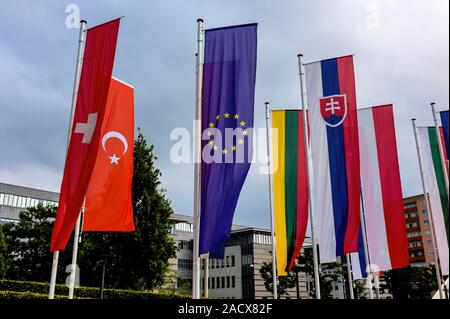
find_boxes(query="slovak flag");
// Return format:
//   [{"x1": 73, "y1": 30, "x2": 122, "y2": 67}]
[{"x1": 305, "y1": 55, "x2": 361, "y2": 263}]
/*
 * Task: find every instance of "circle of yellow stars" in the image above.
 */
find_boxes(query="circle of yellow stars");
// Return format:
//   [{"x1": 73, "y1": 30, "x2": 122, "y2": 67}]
[{"x1": 205, "y1": 113, "x2": 249, "y2": 156}]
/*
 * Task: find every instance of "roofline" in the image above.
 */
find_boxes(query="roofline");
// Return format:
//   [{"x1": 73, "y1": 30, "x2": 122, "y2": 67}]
[{"x1": 0, "y1": 182, "x2": 59, "y2": 195}]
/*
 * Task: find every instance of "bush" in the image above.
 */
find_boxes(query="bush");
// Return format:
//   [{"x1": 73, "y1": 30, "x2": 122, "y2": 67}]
[
  {"x1": 0, "y1": 279, "x2": 190, "y2": 299},
  {"x1": 0, "y1": 290, "x2": 67, "y2": 299}
]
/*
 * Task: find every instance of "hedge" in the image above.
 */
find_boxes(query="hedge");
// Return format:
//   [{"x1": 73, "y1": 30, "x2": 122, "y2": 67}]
[
  {"x1": 0, "y1": 280, "x2": 190, "y2": 299},
  {"x1": 0, "y1": 290, "x2": 68, "y2": 299}
]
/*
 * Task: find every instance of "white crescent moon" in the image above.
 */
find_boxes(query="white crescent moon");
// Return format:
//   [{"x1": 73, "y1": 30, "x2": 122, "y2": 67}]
[{"x1": 102, "y1": 131, "x2": 128, "y2": 155}]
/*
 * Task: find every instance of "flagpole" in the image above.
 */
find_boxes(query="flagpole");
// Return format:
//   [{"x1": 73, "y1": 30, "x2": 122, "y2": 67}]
[
  {"x1": 412, "y1": 118, "x2": 445, "y2": 299},
  {"x1": 192, "y1": 18, "x2": 204, "y2": 300},
  {"x1": 68, "y1": 211, "x2": 82, "y2": 299},
  {"x1": 297, "y1": 54, "x2": 321, "y2": 299},
  {"x1": 359, "y1": 190, "x2": 374, "y2": 299},
  {"x1": 374, "y1": 273, "x2": 381, "y2": 299},
  {"x1": 431, "y1": 103, "x2": 449, "y2": 199},
  {"x1": 345, "y1": 254, "x2": 354, "y2": 299},
  {"x1": 203, "y1": 258, "x2": 209, "y2": 298},
  {"x1": 265, "y1": 102, "x2": 278, "y2": 300},
  {"x1": 49, "y1": 19, "x2": 87, "y2": 299}
]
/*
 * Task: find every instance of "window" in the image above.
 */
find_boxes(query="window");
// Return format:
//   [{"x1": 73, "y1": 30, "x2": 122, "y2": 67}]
[
  {"x1": 226, "y1": 276, "x2": 230, "y2": 288},
  {"x1": 428, "y1": 251, "x2": 435, "y2": 256},
  {"x1": 221, "y1": 259, "x2": 224, "y2": 268},
  {"x1": 232, "y1": 276, "x2": 235, "y2": 288},
  {"x1": 404, "y1": 203, "x2": 416, "y2": 209},
  {"x1": 423, "y1": 220, "x2": 430, "y2": 225},
  {"x1": 0, "y1": 193, "x2": 4, "y2": 205},
  {"x1": 178, "y1": 240, "x2": 193, "y2": 251},
  {"x1": 425, "y1": 230, "x2": 431, "y2": 235},
  {"x1": 407, "y1": 231, "x2": 421, "y2": 238},
  {"x1": 174, "y1": 222, "x2": 193, "y2": 233},
  {"x1": 226, "y1": 256, "x2": 230, "y2": 267},
  {"x1": 423, "y1": 210, "x2": 428, "y2": 215},
  {"x1": 221, "y1": 277, "x2": 225, "y2": 288},
  {"x1": 231, "y1": 255, "x2": 235, "y2": 267},
  {"x1": 427, "y1": 240, "x2": 433, "y2": 246},
  {"x1": 178, "y1": 259, "x2": 193, "y2": 270},
  {"x1": 211, "y1": 277, "x2": 215, "y2": 289},
  {"x1": 216, "y1": 277, "x2": 220, "y2": 289}
]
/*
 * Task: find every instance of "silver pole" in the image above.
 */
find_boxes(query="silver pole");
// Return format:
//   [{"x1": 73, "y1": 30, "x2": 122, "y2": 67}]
[
  {"x1": 374, "y1": 273, "x2": 381, "y2": 299},
  {"x1": 297, "y1": 54, "x2": 321, "y2": 299},
  {"x1": 68, "y1": 211, "x2": 82, "y2": 299},
  {"x1": 431, "y1": 103, "x2": 449, "y2": 199},
  {"x1": 412, "y1": 118, "x2": 444, "y2": 299},
  {"x1": 203, "y1": 258, "x2": 209, "y2": 298},
  {"x1": 359, "y1": 191, "x2": 374, "y2": 299},
  {"x1": 345, "y1": 254, "x2": 354, "y2": 299},
  {"x1": 192, "y1": 18, "x2": 204, "y2": 300},
  {"x1": 265, "y1": 102, "x2": 278, "y2": 300},
  {"x1": 49, "y1": 19, "x2": 87, "y2": 299}
]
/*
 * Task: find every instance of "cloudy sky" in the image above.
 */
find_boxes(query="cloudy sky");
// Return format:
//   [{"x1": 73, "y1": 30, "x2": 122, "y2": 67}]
[{"x1": 0, "y1": 0, "x2": 448, "y2": 229}]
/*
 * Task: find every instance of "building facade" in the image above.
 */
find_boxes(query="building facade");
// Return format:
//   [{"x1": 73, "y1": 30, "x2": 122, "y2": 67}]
[
  {"x1": 403, "y1": 194, "x2": 436, "y2": 267},
  {"x1": 0, "y1": 182, "x2": 59, "y2": 224},
  {"x1": 170, "y1": 213, "x2": 309, "y2": 299}
]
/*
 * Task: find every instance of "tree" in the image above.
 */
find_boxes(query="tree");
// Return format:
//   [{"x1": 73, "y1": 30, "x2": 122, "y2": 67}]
[
  {"x1": 380, "y1": 265, "x2": 438, "y2": 299},
  {"x1": 297, "y1": 248, "x2": 343, "y2": 299},
  {"x1": 353, "y1": 279, "x2": 368, "y2": 299},
  {"x1": 1, "y1": 204, "x2": 72, "y2": 282},
  {"x1": 0, "y1": 225, "x2": 7, "y2": 279},
  {"x1": 259, "y1": 261, "x2": 297, "y2": 298},
  {"x1": 78, "y1": 129, "x2": 177, "y2": 290}
]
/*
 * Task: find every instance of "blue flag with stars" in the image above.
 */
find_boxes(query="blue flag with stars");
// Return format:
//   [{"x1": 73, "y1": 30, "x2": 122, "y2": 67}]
[{"x1": 200, "y1": 23, "x2": 257, "y2": 258}]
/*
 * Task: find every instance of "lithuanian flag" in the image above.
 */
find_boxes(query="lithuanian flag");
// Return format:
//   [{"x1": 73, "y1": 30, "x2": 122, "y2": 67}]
[{"x1": 271, "y1": 110, "x2": 309, "y2": 276}]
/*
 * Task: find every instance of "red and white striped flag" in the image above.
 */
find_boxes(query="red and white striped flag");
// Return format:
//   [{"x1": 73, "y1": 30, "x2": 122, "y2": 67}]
[{"x1": 352, "y1": 105, "x2": 409, "y2": 277}]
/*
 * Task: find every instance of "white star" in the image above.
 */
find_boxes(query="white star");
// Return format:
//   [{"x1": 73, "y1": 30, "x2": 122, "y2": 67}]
[{"x1": 109, "y1": 154, "x2": 120, "y2": 165}]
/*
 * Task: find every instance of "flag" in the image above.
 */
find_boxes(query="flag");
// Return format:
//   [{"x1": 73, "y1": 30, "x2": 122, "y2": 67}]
[
  {"x1": 305, "y1": 55, "x2": 361, "y2": 263},
  {"x1": 351, "y1": 105, "x2": 409, "y2": 278},
  {"x1": 271, "y1": 110, "x2": 309, "y2": 276},
  {"x1": 199, "y1": 23, "x2": 257, "y2": 258},
  {"x1": 440, "y1": 111, "x2": 449, "y2": 161},
  {"x1": 50, "y1": 19, "x2": 120, "y2": 251},
  {"x1": 350, "y1": 222, "x2": 369, "y2": 280},
  {"x1": 417, "y1": 126, "x2": 449, "y2": 275},
  {"x1": 82, "y1": 77, "x2": 135, "y2": 232}
]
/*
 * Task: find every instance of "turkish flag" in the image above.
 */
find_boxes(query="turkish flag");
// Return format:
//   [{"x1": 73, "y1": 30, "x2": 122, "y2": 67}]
[
  {"x1": 50, "y1": 19, "x2": 120, "y2": 251},
  {"x1": 82, "y1": 77, "x2": 135, "y2": 232}
]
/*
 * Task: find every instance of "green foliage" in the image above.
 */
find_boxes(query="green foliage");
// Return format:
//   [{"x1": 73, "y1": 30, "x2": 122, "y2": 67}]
[
  {"x1": 296, "y1": 248, "x2": 343, "y2": 299},
  {"x1": 78, "y1": 129, "x2": 177, "y2": 290},
  {"x1": 353, "y1": 279, "x2": 368, "y2": 299},
  {"x1": 259, "y1": 261, "x2": 297, "y2": 298},
  {"x1": 0, "y1": 279, "x2": 189, "y2": 299},
  {"x1": 380, "y1": 265, "x2": 438, "y2": 299},
  {"x1": 0, "y1": 226, "x2": 6, "y2": 279},
  {"x1": 1, "y1": 204, "x2": 72, "y2": 282},
  {"x1": 0, "y1": 290, "x2": 68, "y2": 299}
]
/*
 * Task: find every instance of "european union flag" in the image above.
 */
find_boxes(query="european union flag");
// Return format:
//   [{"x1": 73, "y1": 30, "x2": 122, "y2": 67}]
[{"x1": 200, "y1": 23, "x2": 257, "y2": 258}]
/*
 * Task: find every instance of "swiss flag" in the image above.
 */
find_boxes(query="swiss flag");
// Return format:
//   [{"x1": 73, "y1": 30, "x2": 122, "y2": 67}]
[
  {"x1": 82, "y1": 77, "x2": 135, "y2": 232},
  {"x1": 50, "y1": 19, "x2": 120, "y2": 251}
]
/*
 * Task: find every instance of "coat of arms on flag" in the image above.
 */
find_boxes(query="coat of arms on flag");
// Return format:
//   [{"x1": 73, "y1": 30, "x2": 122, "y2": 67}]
[{"x1": 320, "y1": 94, "x2": 347, "y2": 127}]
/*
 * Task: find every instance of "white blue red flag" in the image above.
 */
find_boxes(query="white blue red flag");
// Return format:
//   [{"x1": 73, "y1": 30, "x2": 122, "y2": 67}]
[
  {"x1": 351, "y1": 105, "x2": 409, "y2": 278},
  {"x1": 305, "y1": 55, "x2": 361, "y2": 263}
]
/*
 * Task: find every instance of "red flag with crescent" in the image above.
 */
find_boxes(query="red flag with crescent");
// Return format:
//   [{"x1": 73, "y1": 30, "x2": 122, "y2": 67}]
[{"x1": 82, "y1": 77, "x2": 135, "y2": 232}]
